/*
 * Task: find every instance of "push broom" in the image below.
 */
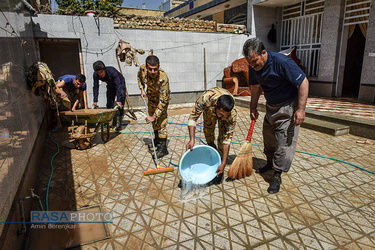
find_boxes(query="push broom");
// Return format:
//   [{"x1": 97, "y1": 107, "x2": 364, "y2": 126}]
[
  {"x1": 227, "y1": 119, "x2": 255, "y2": 179},
  {"x1": 143, "y1": 99, "x2": 174, "y2": 176}
]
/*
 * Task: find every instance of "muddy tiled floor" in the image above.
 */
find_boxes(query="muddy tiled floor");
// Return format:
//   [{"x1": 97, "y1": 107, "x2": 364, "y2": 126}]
[
  {"x1": 29, "y1": 104, "x2": 375, "y2": 249},
  {"x1": 238, "y1": 96, "x2": 375, "y2": 120}
]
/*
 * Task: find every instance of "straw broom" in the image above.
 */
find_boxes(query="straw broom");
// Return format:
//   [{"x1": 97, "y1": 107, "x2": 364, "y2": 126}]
[{"x1": 227, "y1": 119, "x2": 255, "y2": 179}]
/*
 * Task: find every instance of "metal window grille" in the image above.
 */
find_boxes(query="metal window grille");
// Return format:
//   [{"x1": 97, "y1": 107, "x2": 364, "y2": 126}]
[
  {"x1": 281, "y1": 0, "x2": 324, "y2": 76},
  {"x1": 344, "y1": 0, "x2": 370, "y2": 26}
]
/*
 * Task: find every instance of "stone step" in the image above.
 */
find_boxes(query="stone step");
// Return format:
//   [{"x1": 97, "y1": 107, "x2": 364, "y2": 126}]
[
  {"x1": 302, "y1": 117, "x2": 350, "y2": 136},
  {"x1": 235, "y1": 97, "x2": 375, "y2": 138}
]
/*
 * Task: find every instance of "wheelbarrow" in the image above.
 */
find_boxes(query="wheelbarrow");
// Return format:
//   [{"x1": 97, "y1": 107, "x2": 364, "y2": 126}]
[{"x1": 60, "y1": 107, "x2": 118, "y2": 149}]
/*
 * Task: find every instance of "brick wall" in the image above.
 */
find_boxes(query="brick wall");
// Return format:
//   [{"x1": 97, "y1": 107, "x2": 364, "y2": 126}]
[{"x1": 113, "y1": 13, "x2": 247, "y2": 34}]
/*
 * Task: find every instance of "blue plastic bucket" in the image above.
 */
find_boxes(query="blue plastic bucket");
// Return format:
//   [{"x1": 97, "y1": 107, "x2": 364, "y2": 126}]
[{"x1": 179, "y1": 145, "x2": 221, "y2": 185}]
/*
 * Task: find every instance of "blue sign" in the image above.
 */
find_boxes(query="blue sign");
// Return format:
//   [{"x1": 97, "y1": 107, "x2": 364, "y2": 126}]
[
  {"x1": 31, "y1": 211, "x2": 113, "y2": 223},
  {"x1": 189, "y1": 1, "x2": 194, "y2": 10}
]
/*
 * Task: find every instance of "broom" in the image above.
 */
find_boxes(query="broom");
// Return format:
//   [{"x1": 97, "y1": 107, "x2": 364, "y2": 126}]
[
  {"x1": 115, "y1": 52, "x2": 137, "y2": 120},
  {"x1": 227, "y1": 119, "x2": 255, "y2": 179},
  {"x1": 143, "y1": 98, "x2": 174, "y2": 176}
]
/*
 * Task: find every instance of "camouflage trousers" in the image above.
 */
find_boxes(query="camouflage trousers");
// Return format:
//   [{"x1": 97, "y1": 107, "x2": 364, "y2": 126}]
[
  {"x1": 148, "y1": 97, "x2": 168, "y2": 139},
  {"x1": 203, "y1": 110, "x2": 228, "y2": 156}
]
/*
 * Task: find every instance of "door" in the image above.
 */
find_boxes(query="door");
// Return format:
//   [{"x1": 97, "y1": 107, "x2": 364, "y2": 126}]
[
  {"x1": 38, "y1": 40, "x2": 81, "y2": 81},
  {"x1": 342, "y1": 24, "x2": 365, "y2": 97}
]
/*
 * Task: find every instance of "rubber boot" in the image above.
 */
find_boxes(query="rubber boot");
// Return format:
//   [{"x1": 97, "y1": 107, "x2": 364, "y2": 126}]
[
  {"x1": 211, "y1": 173, "x2": 224, "y2": 185},
  {"x1": 178, "y1": 179, "x2": 183, "y2": 188},
  {"x1": 115, "y1": 116, "x2": 123, "y2": 132},
  {"x1": 207, "y1": 142, "x2": 217, "y2": 150},
  {"x1": 112, "y1": 116, "x2": 117, "y2": 128},
  {"x1": 155, "y1": 138, "x2": 169, "y2": 158},
  {"x1": 148, "y1": 130, "x2": 160, "y2": 149},
  {"x1": 267, "y1": 170, "x2": 282, "y2": 194},
  {"x1": 256, "y1": 158, "x2": 273, "y2": 173}
]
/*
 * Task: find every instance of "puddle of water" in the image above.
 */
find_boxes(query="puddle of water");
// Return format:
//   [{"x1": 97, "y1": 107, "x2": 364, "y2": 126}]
[{"x1": 178, "y1": 181, "x2": 209, "y2": 202}]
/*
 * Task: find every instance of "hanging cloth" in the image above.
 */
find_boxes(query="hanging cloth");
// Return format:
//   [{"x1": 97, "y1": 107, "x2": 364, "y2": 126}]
[
  {"x1": 267, "y1": 24, "x2": 276, "y2": 43},
  {"x1": 116, "y1": 40, "x2": 145, "y2": 67}
]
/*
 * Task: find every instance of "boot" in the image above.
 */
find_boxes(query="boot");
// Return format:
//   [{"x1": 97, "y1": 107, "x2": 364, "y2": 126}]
[
  {"x1": 112, "y1": 116, "x2": 117, "y2": 128},
  {"x1": 115, "y1": 116, "x2": 123, "y2": 132},
  {"x1": 178, "y1": 179, "x2": 183, "y2": 188},
  {"x1": 256, "y1": 158, "x2": 273, "y2": 173},
  {"x1": 207, "y1": 142, "x2": 217, "y2": 150},
  {"x1": 148, "y1": 130, "x2": 160, "y2": 149},
  {"x1": 267, "y1": 170, "x2": 282, "y2": 194},
  {"x1": 155, "y1": 138, "x2": 169, "y2": 158},
  {"x1": 211, "y1": 173, "x2": 224, "y2": 185}
]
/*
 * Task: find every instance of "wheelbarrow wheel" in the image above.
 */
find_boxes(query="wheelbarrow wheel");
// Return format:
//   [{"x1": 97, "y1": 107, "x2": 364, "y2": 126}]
[{"x1": 101, "y1": 123, "x2": 110, "y2": 142}]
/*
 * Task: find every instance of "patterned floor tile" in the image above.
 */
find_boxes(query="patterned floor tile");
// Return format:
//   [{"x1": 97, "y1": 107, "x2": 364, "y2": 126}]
[
  {"x1": 28, "y1": 103, "x2": 375, "y2": 249},
  {"x1": 238, "y1": 95, "x2": 375, "y2": 120}
]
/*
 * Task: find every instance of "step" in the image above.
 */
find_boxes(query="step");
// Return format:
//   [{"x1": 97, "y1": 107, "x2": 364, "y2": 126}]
[
  {"x1": 302, "y1": 117, "x2": 350, "y2": 136},
  {"x1": 235, "y1": 97, "x2": 375, "y2": 138}
]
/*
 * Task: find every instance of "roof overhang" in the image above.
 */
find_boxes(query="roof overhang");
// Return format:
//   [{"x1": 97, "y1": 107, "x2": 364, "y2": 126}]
[
  {"x1": 180, "y1": 0, "x2": 302, "y2": 20},
  {"x1": 183, "y1": 0, "x2": 247, "y2": 20},
  {"x1": 253, "y1": 0, "x2": 302, "y2": 8}
]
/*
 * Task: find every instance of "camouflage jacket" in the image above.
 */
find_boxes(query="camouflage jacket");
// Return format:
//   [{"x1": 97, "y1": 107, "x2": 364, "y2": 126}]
[
  {"x1": 137, "y1": 64, "x2": 170, "y2": 118},
  {"x1": 188, "y1": 87, "x2": 237, "y2": 144}
]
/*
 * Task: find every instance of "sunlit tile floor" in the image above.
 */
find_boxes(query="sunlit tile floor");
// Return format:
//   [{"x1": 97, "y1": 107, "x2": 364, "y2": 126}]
[
  {"x1": 238, "y1": 96, "x2": 375, "y2": 120},
  {"x1": 30, "y1": 102, "x2": 375, "y2": 249}
]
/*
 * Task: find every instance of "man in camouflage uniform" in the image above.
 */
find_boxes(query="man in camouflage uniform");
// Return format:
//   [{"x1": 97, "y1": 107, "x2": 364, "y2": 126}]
[
  {"x1": 186, "y1": 87, "x2": 237, "y2": 182},
  {"x1": 138, "y1": 55, "x2": 170, "y2": 158}
]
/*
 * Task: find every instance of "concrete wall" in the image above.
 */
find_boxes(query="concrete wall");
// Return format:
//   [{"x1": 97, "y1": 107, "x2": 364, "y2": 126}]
[
  {"x1": 316, "y1": 0, "x2": 345, "y2": 96},
  {"x1": 315, "y1": 0, "x2": 375, "y2": 102},
  {"x1": 246, "y1": 2, "x2": 279, "y2": 52},
  {"x1": 0, "y1": 11, "x2": 46, "y2": 242},
  {"x1": 252, "y1": 5, "x2": 278, "y2": 52},
  {"x1": 359, "y1": 1, "x2": 375, "y2": 103},
  {"x1": 32, "y1": 14, "x2": 250, "y2": 108}
]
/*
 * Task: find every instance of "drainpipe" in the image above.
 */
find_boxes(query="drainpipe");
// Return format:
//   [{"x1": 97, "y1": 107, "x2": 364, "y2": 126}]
[
  {"x1": 18, "y1": 188, "x2": 42, "y2": 235},
  {"x1": 204, "y1": 47, "x2": 207, "y2": 91},
  {"x1": 247, "y1": 0, "x2": 255, "y2": 35}
]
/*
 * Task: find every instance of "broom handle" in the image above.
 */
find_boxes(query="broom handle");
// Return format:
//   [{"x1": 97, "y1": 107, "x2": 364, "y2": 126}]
[
  {"x1": 144, "y1": 98, "x2": 159, "y2": 167},
  {"x1": 246, "y1": 119, "x2": 256, "y2": 142},
  {"x1": 116, "y1": 53, "x2": 131, "y2": 111}
]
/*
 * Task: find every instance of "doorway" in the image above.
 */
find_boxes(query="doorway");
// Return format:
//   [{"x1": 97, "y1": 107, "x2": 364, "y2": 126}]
[
  {"x1": 38, "y1": 39, "x2": 82, "y2": 80},
  {"x1": 342, "y1": 24, "x2": 365, "y2": 97}
]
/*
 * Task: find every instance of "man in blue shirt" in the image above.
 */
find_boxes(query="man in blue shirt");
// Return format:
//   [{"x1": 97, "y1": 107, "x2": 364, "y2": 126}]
[
  {"x1": 54, "y1": 73, "x2": 87, "y2": 130},
  {"x1": 92, "y1": 61, "x2": 126, "y2": 131},
  {"x1": 55, "y1": 74, "x2": 87, "y2": 111},
  {"x1": 243, "y1": 38, "x2": 309, "y2": 194}
]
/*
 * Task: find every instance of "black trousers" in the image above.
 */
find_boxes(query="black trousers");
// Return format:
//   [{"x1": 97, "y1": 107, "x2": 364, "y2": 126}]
[{"x1": 106, "y1": 84, "x2": 126, "y2": 117}]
